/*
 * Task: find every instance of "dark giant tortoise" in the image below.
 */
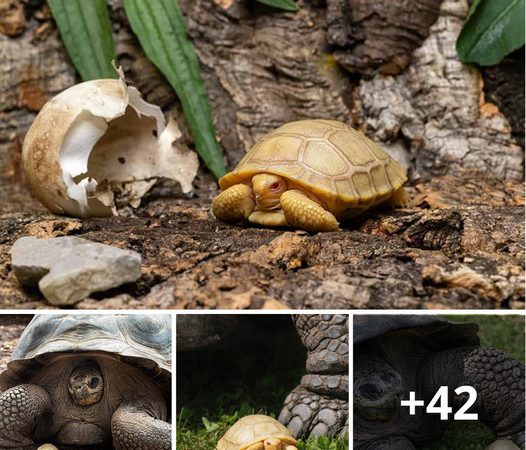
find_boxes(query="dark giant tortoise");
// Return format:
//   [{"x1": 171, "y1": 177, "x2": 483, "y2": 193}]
[
  {"x1": 0, "y1": 314, "x2": 172, "y2": 449},
  {"x1": 354, "y1": 315, "x2": 525, "y2": 449},
  {"x1": 177, "y1": 314, "x2": 348, "y2": 438}
]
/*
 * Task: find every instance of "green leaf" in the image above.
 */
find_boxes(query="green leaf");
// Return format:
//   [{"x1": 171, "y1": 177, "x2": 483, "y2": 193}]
[
  {"x1": 201, "y1": 417, "x2": 219, "y2": 432},
  {"x1": 466, "y1": 0, "x2": 483, "y2": 21},
  {"x1": 255, "y1": 0, "x2": 298, "y2": 11},
  {"x1": 123, "y1": 0, "x2": 226, "y2": 178},
  {"x1": 47, "y1": 0, "x2": 117, "y2": 80},
  {"x1": 456, "y1": 0, "x2": 525, "y2": 66}
]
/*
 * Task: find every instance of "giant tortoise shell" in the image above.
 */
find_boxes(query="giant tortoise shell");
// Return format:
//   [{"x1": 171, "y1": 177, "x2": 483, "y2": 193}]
[
  {"x1": 353, "y1": 315, "x2": 480, "y2": 350},
  {"x1": 217, "y1": 415, "x2": 297, "y2": 450},
  {"x1": 0, "y1": 314, "x2": 171, "y2": 390},
  {"x1": 220, "y1": 119, "x2": 407, "y2": 216}
]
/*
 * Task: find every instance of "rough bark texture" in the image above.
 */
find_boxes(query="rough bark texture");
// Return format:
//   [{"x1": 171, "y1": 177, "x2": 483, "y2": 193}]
[
  {"x1": 482, "y1": 49, "x2": 525, "y2": 149},
  {"x1": 352, "y1": 0, "x2": 524, "y2": 181},
  {"x1": 0, "y1": 0, "x2": 523, "y2": 309},
  {"x1": 327, "y1": 0, "x2": 442, "y2": 76}
]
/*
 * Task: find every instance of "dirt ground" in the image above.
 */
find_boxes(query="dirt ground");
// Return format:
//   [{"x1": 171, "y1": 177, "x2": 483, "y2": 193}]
[{"x1": 0, "y1": 169, "x2": 523, "y2": 310}]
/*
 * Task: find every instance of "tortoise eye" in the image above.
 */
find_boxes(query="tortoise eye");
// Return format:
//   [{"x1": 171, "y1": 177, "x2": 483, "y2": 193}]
[{"x1": 269, "y1": 182, "x2": 281, "y2": 191}]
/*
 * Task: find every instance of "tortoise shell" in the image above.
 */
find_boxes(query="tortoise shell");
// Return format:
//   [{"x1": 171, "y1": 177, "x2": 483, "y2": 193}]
[
  {"x1": 0, "y1": 314, "x2": 171, "y2": 389},
  {"x1": 219, "y1": 119, "x2": 407, "y2": 213},
  {"x1": 217, "y1": 415, "x2": 297, "y2": 450},
  {"x1": 353, "y1": 315, "x2": 480, "y2": 350}
]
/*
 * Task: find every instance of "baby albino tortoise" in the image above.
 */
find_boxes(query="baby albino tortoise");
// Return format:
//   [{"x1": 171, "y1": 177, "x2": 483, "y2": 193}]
[
  {"x1": 217, "y1": 415, "x2": 298, "y2": 450},
  {"x1": 212, "y1": 119, "x2": 407, "y2": 232}
]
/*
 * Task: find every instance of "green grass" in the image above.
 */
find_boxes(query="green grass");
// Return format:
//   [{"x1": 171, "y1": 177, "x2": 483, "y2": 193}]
[
  {"x1": 176, "y1": 317, "x2": 348, "y2": 449},
  {"x1": 423, "y1": 315, "x2": 525, "y2": 449},
  {"x1": 177, "y1": 410, "x2": 349, "y2": 450},
  {"x1": 443, "y1": 315, "x2": 525, "y2": 362}
]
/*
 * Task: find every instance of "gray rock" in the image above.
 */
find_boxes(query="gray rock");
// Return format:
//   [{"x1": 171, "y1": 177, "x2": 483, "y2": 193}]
[{"x1": 10, "y1": 237, "x2": 142, "y2": 305}]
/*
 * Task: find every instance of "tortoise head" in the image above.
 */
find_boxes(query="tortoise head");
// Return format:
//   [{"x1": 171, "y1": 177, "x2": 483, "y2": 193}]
[
  {"x1": 261, "y1": 438, "x2": 297, "y2": 450},
  {"x1": 353, "y1": 349, "x2": 403, "y2": 422},
  {"x1": 251, "y1": 173, "x2": 287, "y2": 210},
  {"x1": 68, "y1": 360, "x2": 104, "y2": 406}
]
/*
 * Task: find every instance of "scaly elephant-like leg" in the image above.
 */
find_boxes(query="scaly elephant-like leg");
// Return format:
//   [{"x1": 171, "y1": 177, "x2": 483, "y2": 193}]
[
  {"x1": 280, "y1": 385, "x2": 348, "y2": 437},
  {"x1": 419, "y1": 347, "x2": 525, "y2": 449},
  {"x1": 112, "y1": 404, "x2": 171, "y2": 450},
  {"x1": 280, "y1": 315, "x2": 349, "y2": 438},
  {"x1": 0, "y1": 384, "x2": 51, "y2": 448}
]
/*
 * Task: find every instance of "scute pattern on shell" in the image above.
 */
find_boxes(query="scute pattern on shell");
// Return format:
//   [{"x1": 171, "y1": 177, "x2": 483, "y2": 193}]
[
  {"x1": 2, "y1": 315, "x2": 171, "y2": 382},
  {"x1": 217, "y1": 415, "x2": 296, "y2": 450},
  {"x1": 221, "y1": 120, "x2": 407, "y2": 205}
]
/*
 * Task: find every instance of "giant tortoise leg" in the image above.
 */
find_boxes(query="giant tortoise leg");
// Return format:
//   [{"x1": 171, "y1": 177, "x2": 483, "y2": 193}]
[
  {"x1": 279, "y1": 385, "x2": 348, "y2": 437},
  {"x1": 358, "y1": 436, "x2": 416, "y2": 450},
  {"x1": 111, "y1": 405, "x2": 171, "y2": 450},
  {"x1": 0, "y1": 384, "x2": 51, "y2": 448},
  {"x1": 419, "y1": 347, "x2": 525, "y2": 449},
  {"x1": 280, "y1": 190, "x2": 339, "y2": 232},
  {"x1": 212, "y1": 184, "x2": 255, "y2": 223},
  {"x1": 279, "y1": 314, "x2": 349, "y2": 438}
]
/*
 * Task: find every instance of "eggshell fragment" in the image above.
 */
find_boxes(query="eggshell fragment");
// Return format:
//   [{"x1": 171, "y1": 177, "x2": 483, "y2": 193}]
[{"x1": 22, "y1": 74, "x2": 198, "y2": 217}]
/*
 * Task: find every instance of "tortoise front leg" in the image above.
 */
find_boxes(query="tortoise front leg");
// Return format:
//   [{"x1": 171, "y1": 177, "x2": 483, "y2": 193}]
[
  {"x1": 280, "y1": 190, "x2": 339, "y2": 232},
  {"x1": 212, "y1": 184, "x2": 255, "y2": 223},
  {"x1": 0, "y1": 384, "x2": 51, "y2": 448},
  {"x1": 111, "y1": 404, "x2": 171, "y2": 450}
]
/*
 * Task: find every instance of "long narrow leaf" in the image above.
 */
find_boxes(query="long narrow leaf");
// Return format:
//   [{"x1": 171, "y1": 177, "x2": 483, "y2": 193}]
[
  {"x1": 256, "y1": 0, "x2": 298, "y2": 11},
  {"x1": 456, "y1": 0, "x2": 525, "y2": 66},
  {"x1": 48, "y1": 0, "x2": 117, "y2": 80},
  {"x1": 123, "y1": 0, "x2": 226, "y2": 178}
]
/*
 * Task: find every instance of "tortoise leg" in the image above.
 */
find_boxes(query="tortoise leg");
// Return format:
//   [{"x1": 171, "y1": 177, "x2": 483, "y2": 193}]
[
  {"x1": 0, "y1": 384, "x2": 51, "y2": 448},
  {"x1": 280, "y1": 315, "x2": 349, "y2": 438},
  {"x1": 418, "y1": 347, "x2": 525, "y2": 448},
  {"x1": 212, "y1": 184, "x2": 255, "y2": 223},
  {"x1": 248, "y1": 210, "x2": 288, "y2": 227},
  {"x1": 280, "y1": 385, "x2": 348, "y2": 438},
  {"x1": 387, "y1": 187, "x2": 408, "y2": 207},
  {"x1": 111, "y1": 404, "x2": 171, "y2": 450},
  {"x1": 280, "y1": 190, "x2": 339, "y2": 232}
]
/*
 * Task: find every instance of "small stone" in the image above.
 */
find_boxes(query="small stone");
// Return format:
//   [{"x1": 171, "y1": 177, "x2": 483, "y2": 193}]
[{"x1": 10, "y1": 237, "x2": 142, "y2": 305}]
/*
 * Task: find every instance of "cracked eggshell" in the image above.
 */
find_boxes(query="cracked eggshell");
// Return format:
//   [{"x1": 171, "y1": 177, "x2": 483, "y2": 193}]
[{"x1": 22, "y1": 76, "x2": 198, "y2": 218}]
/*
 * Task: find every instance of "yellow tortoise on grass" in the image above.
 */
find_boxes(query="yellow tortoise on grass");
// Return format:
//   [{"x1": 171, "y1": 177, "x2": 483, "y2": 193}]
[
  {"x1": 212, "y1": 119, "x2": 407, "y2": 232},
  {"x1": 217, "y1": 415, "x2": 298, "y2": 450}
]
